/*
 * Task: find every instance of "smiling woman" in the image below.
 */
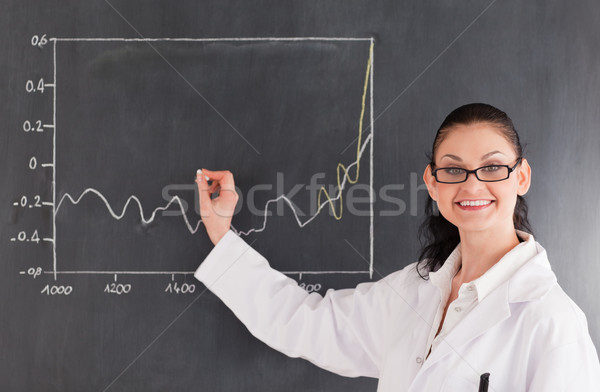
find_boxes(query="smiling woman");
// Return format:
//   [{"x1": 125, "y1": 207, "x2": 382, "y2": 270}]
[
  {"x1": 194, "y1": 103, "x2": 600, "y2": 391},
  {"x1": 420, "y1": 104, "x2": 533, "y2": 281}
]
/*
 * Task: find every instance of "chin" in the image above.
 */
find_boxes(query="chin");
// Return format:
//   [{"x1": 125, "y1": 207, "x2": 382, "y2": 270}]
[{"x1": 442, "y1": 214, "x2": 496, "y2": 233}]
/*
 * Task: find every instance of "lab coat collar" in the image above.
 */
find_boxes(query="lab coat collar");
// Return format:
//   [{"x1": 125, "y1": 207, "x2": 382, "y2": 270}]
[
  {"x1": 427, "y1": 230, "x2": 554, "y2": 303},
  {"x1": 474, "y1": 230, "x2": 538, "y2": 302},
  {"x1": 417, "y1": 238, "x2": 557, "y2": 374},
  {"x1": 507, "y1": 242, "x2": 557, "y2": 302}
]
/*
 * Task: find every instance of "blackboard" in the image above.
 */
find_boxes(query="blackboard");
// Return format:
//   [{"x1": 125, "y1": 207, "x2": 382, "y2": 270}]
[{"x1": 2, "y1": 1, "x2": 599, "y2": 391}]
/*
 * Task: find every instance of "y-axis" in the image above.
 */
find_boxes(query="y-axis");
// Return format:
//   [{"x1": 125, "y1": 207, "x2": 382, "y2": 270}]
[
  {"x1": 52, "y1": 39, "x2": 57, "y2": 281},
  {"x1": 369, "y1": 38, "x2": 374, "y2": 280}
]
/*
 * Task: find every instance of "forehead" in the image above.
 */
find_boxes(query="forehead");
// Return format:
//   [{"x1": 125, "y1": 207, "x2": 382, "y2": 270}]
[{"x1": 435, "y1": 123, "x2": 516, "y2": 162}]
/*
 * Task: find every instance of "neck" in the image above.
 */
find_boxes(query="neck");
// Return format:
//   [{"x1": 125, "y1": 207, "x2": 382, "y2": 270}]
[{"x1": 455, "y1": 225, "x2": 521, "y2": 284}]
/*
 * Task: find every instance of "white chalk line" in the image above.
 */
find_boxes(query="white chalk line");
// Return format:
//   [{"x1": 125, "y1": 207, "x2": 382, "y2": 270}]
[
  {"x1": 54, "y1": 133, "x2": 372, "y2": 238},
  {"x1": 55, "y1": 191, "x2": 202, "y2": 234},
  {"x1": 43, "y1": 270, "x2": 370, "y2": 275},
  {"x1": 236, "y1": 132, "x2": 372, "y2": 236},
  {"x1": 50, "y1": 37, "x2": 372, "y2": 42},
  {"x1": 369, "y1": 37, "x2": 375, "y2": 279},
  {"x1": 53, "y1": 39, "x2": 57, "y2": 280}
]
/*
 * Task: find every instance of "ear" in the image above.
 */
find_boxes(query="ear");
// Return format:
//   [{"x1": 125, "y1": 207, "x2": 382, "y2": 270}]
[
  {"x1": 423, "y1": 164, "x2": 439, "y2": 201},
  {"x1": 516, "y1": 158, "x2": 532, "y2": 196}
]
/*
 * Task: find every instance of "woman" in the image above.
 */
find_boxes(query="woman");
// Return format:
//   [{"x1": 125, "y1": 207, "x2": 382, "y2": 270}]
[{"x1": 194, "y1": 103, "x2": 600, "y2": 390}]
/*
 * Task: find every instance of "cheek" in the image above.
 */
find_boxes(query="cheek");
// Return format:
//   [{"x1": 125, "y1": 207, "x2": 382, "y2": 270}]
[
  {"x1": 436, "y1": 184, "x2": 457, "y2": 200},
  {"x1": 487, "y1": 183, "x2": 520, "y2": 222},
  {"x1": 496, "y1": 187, "x2": 519, "y2": 215},
  {"x1": 434, "y1": 184, "x2": 458, "y2": 212},
  {"x1": 494, "y1": 180, "x2": 519, "y2": 201}
]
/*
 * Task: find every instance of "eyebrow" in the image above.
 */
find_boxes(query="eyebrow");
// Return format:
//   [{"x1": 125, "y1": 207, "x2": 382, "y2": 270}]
[{"x1": 440, "y1": 150, "x2": 506, "y2": 162}]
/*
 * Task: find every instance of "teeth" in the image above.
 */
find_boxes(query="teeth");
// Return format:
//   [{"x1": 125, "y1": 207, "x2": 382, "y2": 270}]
[{"x1": 459, "y1": 200, "x2": 492, "y2": 207}]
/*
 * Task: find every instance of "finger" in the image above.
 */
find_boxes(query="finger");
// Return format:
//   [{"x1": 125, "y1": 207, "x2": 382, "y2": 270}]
[
  {"x1": 208, "y1": 181, "x2": 220, "y2": 193},
  {"x1": 196, "y1": 169, "x2": 210, "y2": 182},
  {"x1": 195, "y1": 172, "x2": 213, "y2": 213},
  {"x1": 201, "y1": 169, "x2": 235, "y2": 190},
  {"x1": 217, "y1": 187, "x2": 239, "y2": 206}
]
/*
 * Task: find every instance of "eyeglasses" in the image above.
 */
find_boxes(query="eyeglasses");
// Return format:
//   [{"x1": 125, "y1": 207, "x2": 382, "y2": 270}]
[{"x1": 432, "y1": 157, "x2": 523, "y2": 184}]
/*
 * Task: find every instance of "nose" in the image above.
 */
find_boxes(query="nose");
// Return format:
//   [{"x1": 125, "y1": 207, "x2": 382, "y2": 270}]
[{"x1": 460, "y1": 170, "x2": 487, "y2": 192}]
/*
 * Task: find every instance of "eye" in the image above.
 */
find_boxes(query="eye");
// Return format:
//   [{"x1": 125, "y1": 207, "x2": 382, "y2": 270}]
[
  {"x1": 442, "y1": 168, "x2": 464, "y2": 176},
  {"x1": 481, "y1": 165, "x2": 501, "y2": 172}
]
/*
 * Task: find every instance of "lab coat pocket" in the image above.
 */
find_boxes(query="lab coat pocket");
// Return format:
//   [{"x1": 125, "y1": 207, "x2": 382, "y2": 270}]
[{"x1": 440, "y1": 375, "x2": 480, "y2": 391}]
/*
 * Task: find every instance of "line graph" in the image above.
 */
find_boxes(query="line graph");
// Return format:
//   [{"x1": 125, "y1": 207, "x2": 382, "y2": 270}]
[
  {"x1": 45, "y1": 37, "x2": 375, "y2": 281},
  {"x1": 54, "y1": 133, "x2": 372, "y2": 236}
]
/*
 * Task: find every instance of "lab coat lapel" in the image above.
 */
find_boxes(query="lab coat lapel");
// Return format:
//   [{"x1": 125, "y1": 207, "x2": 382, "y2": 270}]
[
  {"x1": 418, "y1": 245, "x2": 556, "y2": 373},
  {"x1": 416, "y1": 278, "x2": 442, "y2": 330},
  {"x1": 419, "y1": 281, "x2": 511, "y2": 373}
]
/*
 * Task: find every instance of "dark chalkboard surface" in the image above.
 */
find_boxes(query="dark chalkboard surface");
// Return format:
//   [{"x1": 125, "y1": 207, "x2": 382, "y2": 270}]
[{"x1": 2, "y1": 1, "x2": 599, "y2": 391}]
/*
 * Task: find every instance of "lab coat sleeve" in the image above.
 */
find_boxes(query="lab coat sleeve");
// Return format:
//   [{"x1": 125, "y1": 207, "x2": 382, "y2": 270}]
[
  {"x1": 527, "y1": 338, "x2": 600, "y2": 391},
  {"x1": 194, "y1": 230, "x2": 393, "y2": 378},
  {"x1": 526, "y1": 298, "x2": 600, "y2": 392}
]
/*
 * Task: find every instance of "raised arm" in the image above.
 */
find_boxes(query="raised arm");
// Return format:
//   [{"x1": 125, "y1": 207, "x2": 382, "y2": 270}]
[{"x1": 194, "y1": 169, "x2": 389, "y2": 377}]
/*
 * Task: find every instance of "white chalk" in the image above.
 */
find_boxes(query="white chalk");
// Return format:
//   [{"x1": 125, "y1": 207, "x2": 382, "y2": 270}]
[{"x1": 196, "y1": 169, "x2": 210, "y2": 182}]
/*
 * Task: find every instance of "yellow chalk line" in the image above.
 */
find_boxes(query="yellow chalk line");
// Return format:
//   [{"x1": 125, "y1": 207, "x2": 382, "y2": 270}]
[{"x1": 317, "y1": 41, "x2": 373, "y2": 220}]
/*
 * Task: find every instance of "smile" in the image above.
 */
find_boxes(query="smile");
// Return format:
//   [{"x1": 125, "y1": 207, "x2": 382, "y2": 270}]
[
  {"x1": 456, "y1": 200, "x2": 494, "y2": 210},
  {"x1": 458, "y1": 200, "x2": 492, "y2": 207}
]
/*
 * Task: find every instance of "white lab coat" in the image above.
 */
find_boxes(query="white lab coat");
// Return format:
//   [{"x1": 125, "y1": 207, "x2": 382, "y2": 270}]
[{"x1": 195, "y1": 230, "x2": 600, "y2": 391}]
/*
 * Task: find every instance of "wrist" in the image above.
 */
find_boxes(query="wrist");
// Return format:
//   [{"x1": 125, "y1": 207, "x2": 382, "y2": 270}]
[{"x1": 210, "y1": 229, "x2": 229, "y2": 246}]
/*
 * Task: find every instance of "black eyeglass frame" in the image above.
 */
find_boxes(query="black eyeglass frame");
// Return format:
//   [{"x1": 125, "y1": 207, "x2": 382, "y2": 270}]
[{"x1": 431, "y1": 157, "x2": 523, "y2": 184}]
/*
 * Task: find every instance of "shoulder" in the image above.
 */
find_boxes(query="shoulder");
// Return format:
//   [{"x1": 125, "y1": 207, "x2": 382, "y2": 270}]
[
  {"x1": 511, "y1": 281, "x2": 592, "y2": 349},
  {"x1": 513, "y1": 246, "x2": 590, "y2": 335},
  {"x1": 515, "y1": 283, "x2": 600, "y2": 382},
  {"x1": 540, "y1": 284, "x2": 589, "y2": 332},
  {"x1": 504, "y1": 242, "x2": 595, "y2": 348}
]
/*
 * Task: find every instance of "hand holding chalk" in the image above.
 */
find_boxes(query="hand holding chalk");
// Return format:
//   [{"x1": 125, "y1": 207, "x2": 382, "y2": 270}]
[
  {"x1": 195, "y1": 168, "x2": 239, "y2": 246},
  {"x1": 196, "y1": 169, "x2": 210, "y2": 182}
]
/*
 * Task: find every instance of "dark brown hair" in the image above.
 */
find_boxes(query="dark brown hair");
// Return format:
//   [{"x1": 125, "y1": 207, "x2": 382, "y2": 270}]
[{"x1": 417, "y1": 103, "x2": 533, "y2": 279}]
